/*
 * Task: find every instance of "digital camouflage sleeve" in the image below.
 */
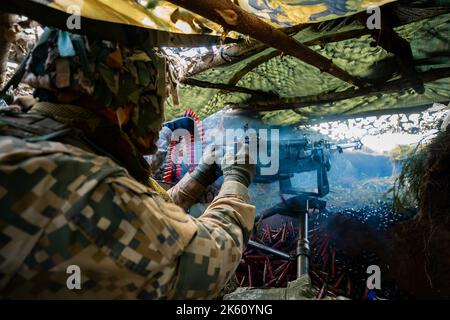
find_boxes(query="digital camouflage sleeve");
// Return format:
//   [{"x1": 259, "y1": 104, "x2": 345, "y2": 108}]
[{"x1": 0, "y1": 135, "x2": 255, "y2": 299}]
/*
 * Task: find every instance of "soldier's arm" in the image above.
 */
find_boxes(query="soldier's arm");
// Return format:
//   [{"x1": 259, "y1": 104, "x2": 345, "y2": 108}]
[
  {"x1": 167, "y1": 145, "x2": 223, "y2": 211},
  {"x1": 166, "y1": 173, "x2": 206, "y2": 210},
  {"x1": 104, "y1": 176, "x2": 254, "y2": 299},
  {"x1": 170, "y1": 180, "x2": 254, "y2": 299}
]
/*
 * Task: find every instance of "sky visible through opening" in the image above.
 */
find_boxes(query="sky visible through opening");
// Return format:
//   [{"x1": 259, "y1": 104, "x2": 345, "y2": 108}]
[{"x1": 308, "y1": 104, "x2": 449, "y2": 154}]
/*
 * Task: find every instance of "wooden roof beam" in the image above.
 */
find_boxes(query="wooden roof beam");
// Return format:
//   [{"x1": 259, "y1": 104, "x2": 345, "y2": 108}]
[
  {"x1": 166, "y1": 0, "x2": 364, "y2": 88},
  {"x1": 175, "y1": 3, "x2": 449, "y2": 80},
  {"x1": 230, "y1": 67, "x2": 450, "y2": 112},
  {"x1": 181, "y1": 78, "x2": 277, "y2": 97},
  {"x1": 359, "y1": 6, "x2": 425, "y2": 93}
]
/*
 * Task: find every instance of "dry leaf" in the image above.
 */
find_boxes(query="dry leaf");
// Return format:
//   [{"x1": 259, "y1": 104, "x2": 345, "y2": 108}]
[
  {"x1": 107, "y1": 46, "x2": 123, "y2": 69},
  {"x1": 116, "y1": 103, "x2": 133, "y2": 127}
]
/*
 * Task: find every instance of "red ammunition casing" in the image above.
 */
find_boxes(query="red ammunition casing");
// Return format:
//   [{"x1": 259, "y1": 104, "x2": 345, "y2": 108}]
[
  {"x1": 263, "y1": 261, "x2": 268, "y2": 284},
  {"x1": 314, "y1": 238, "x2": 324, "y2": 253},
  {"x1": 244, "y1": 255, "x2": 269, "y2": 261},
  {"x1": 323, "y1": 252, "x2": 330, "y2": 268},
  {"x1": 276, "y1": 263, "x2": 291, "y2": 286},
  {"x1": 272, "y1": 239, "x2": 284, "y2": 250},
  {"x1": 266, "y1": 257, "x2": 274, "y2": 279},
  {"x1": 346, "y1": 278, "x2": 352, "y2": 296},
  {"x1": 262, "y1": 228, "x2": 269, "y2": 242},
  {"x1": 320, "y1": 236, "x2": 330, "y2": 258},
  {"x1": 331, "y1": 248, "x2": 336, "y2": 278},
  {"x1": 310, "y1": 271, "x2": 322, "y2": 283},
  {"x1": 332, "y1": 274, "x2": 344, "y2": 289},
  {"x1": 281, "y1": 223, "x2": 287, "y2": 242},
  {"x1": 234, "y1": 273, "x2": 239, "y2": 285},
  {"x1": 264, "y1": 277, "x2": 278, "y2": 288},
  {"x1": 273, "y1": 228, "x2": 283, "y2": 241},
  {"x1": 266, "y1": 225, "x2": 273, "y2": 244},
  {"x1": 248, "y1": 264, "x2": 253, "y2": 287},
  {"x1": 362, "y1": 287, "x2": 369, "y2": 300},
  {"x1": 289, "y1": 221, "x2": 295, "y2": 236},
  {"x1": 274, "y1": 261, "x2": 289, "y2": 275},
  {"x1": 327, "y1": 290, "x2": 337, "y2": 297},
  {"x1": 240, "y1": 274, "x2": 246, "y2": 287},
  {"x1": 317, "y1": 282, "x2": 327, "y2": 299}
]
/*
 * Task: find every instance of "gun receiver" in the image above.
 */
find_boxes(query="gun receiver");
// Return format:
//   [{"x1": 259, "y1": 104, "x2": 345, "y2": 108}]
[{"x1": 254, "y1": 136, "x2": 362, "y2": 198}]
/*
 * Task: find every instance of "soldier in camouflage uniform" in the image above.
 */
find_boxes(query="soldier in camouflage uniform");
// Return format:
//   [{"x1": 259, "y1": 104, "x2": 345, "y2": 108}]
[{"x1": 0, "y1": 28, "x2": 256, "y2": 299}]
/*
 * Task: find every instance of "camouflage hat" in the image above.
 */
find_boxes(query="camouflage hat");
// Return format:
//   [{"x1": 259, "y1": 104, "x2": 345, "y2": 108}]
[{"x1": 22, "y1": 28, "x2": 173, "y2": 138}]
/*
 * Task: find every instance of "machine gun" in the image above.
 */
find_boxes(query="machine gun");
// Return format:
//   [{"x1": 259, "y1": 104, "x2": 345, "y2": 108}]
[
  {"x1": 158, "y1": 112, "x2": 364, "y2": 281},
  {"x1": 254, "y1": 136, "x2": 363, "y2": 198},
  {"x1": 159, "y1": 113, "x2": 362, "y2": 199},
  {"x1": 249, "y1": 135, "x2": 362, "y2": 278}
]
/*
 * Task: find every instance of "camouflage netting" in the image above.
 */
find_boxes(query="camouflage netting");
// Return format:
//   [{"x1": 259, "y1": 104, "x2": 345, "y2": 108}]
[
  {"x1": 1, "y1": 1, "x2": 449, "y2": 125},
  {"x1": 166, "y1": 13, "x2": 450, "y2": 125}
]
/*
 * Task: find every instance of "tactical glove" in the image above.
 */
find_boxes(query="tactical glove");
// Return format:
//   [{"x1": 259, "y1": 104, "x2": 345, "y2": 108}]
[
  {"x1": 221, "y1": 143, "x2": 256, "y2": 187},
  {"x1": 190, "y1": 145, "x2": 223, "y2": 187}
]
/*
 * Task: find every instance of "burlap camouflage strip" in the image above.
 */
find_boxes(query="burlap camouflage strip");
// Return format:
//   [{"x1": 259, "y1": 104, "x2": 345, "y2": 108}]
[{"x1": 0, "y1": 134, "x2": 255, "y2": 299}]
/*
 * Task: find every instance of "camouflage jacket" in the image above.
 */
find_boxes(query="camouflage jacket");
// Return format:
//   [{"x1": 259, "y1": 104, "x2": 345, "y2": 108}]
[{"x1": 0, "y1": 113, "x2": 255, "y2": 299}]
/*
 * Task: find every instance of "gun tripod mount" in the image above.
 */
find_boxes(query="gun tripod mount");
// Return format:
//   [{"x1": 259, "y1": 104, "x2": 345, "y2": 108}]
[
  {"x1": 297, "y1": 199, "x2": 310, "y2": 278},
  {"x1": 252, "y1": 195, "x2": 326, "y2": 279}
]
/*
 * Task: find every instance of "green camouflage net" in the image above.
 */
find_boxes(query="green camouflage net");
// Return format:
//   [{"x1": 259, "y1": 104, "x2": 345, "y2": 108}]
[{"x1": 166, "y1": 13, "x2": 450, "y2": 125}]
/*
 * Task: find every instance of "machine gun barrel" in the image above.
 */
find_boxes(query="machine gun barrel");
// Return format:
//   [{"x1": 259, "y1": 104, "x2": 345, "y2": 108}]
[
  {"x1": 254, "y1": 137, "x2": 363, "y2": 197},
  {"x1": 330, "y1": 140, "x2": 363, "y2": 153}
]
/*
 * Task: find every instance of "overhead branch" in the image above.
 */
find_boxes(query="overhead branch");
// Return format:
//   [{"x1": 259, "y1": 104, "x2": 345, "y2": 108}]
[
  {"x1": 181, "y1": 78, "x2": 276, "y2": 97},
  {"x1": 170, "y1": 40, "x2": 267, "y2": 80},
  {"x1": 230, "y1": 68, "x2": 450, "y2": 112},
  {"x1": 176, "y1": 4, "x2": 449, "y2": 79},
  {"x1": 171, "y1": 24, "x2": 313, "y2": 80},
  {"x1": 227, "y1": 28, "x2": 370, "y2": 87},
  {"x1": 166, "y1": 0, "x2": 363, "y2": 87}
]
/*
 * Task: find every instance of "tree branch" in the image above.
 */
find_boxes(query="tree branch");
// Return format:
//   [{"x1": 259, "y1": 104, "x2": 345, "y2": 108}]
[
  {"x1": 181, "y1": 78, "x2": 276, "y2": 97},
  {"x1": 227, "y1": 28, "x2": 370, "y2": 87}
]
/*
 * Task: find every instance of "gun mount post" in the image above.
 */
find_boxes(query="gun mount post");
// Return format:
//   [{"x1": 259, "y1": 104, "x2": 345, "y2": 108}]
[
  {"x1": 247, "y1": 240, "x2": 293, "y2": 260},
  {"x1": 297, "y1": 200, "x2": 310, "y2": 278}
]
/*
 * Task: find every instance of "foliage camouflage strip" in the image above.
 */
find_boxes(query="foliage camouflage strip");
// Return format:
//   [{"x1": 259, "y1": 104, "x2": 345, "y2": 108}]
[{"x1": 22, "y1": 28, "x2": 172, "y2": 138}]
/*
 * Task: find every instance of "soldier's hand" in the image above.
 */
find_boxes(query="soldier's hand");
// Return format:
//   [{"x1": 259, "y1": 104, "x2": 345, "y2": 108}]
[
  {"x1": 190, "y1": 145, "x2": 223, "y2": 187},
  {"x1": 221, "y1": 143, "x2": 256, "y2": 187}
]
